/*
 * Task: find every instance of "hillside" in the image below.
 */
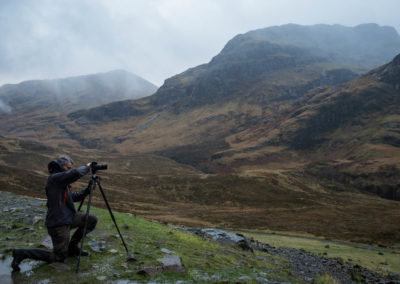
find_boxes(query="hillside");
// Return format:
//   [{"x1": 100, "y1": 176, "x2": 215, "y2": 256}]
[
  {"x1": 1, "y1": 191, "x2": 399, "y2": 283},
  {"x1": 1, "y1": 137, "x2": 399, "y2": 246}
]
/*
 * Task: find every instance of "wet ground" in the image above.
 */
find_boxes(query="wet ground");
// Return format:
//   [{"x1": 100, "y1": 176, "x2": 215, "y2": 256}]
[{"x1": 0, "y1": 254, "x2": 40, "y2": 284}]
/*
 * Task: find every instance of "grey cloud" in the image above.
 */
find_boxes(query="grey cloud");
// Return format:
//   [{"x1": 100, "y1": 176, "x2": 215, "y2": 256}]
[
  {"x1": 0, "y1": 99, "x2": 12, "y2": 113},
  {"x1": 0, "y1": 0, "x2": 399, "y2": 87}
]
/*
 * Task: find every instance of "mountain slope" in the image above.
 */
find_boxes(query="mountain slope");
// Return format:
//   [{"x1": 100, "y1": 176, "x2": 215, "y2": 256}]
[
  {"x1": 65, "y1": 25, "x2": 400, "y2": 162},
  {"x1": 62, "y1": 27, "x2": 400, "y2": 200},
  {"x1": 0, "y1": 69, "x2": 157, "y2": 114},
  {"x1": 0, "y1": 70, "x2": 157, "y2": 143}
]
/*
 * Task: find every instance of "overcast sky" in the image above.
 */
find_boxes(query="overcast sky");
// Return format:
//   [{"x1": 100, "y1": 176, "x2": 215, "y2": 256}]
[{"x1": 0, "y1": 0, "x2": 399, "y2": 87}]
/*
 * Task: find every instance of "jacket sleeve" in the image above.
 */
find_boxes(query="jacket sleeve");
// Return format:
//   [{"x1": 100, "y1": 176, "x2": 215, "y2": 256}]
[
  {"x1": 71, "y1": 187, "x2": 90, "y2": 202},
  {"x1": 52, "y1": 166, "x2": 90, "y2": 186}
]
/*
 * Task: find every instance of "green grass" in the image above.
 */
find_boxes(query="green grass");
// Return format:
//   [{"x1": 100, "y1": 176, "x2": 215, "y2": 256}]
[
  {"x1": 1, "y1": 198, "x2": 299, "y2": 283},
  {"x1": 237, "y1": 231, "x2": 400, "y2": 275}
]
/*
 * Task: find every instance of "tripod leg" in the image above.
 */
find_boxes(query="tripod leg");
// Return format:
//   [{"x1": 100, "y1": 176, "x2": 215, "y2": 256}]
[
  {"x1": 97, "y1": 181, "x2": 134, "y2": 259},
  {"x1": 75, "y1": 175, "x2": 96, "y2": 273},
  {"x1": 77, "y1": 197, "x2": 85, "y2": 212}
]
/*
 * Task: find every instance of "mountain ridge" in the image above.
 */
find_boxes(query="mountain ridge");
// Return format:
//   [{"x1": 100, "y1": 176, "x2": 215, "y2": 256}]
[{"x1": 0, "y1": 69, "x2": 157, "y2": 114}]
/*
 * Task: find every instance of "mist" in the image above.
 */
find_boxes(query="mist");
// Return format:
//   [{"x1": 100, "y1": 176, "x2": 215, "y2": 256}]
[
  {"x1": 1, "y1": 0, "x2": 399, "y2": 86},
  {"x1": 0, "y1": 99, "x2": 11, "y2": 113}
]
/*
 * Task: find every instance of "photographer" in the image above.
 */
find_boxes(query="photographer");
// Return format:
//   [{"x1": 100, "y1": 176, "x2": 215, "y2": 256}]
[{"x1": 11, "y1": 155, "x2": 98, "y2": 271}]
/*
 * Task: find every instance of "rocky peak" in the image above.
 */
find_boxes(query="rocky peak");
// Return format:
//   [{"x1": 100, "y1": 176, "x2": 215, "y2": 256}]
[{"x1": 375, "y1": 53, "x2": 400, "y2": 86}]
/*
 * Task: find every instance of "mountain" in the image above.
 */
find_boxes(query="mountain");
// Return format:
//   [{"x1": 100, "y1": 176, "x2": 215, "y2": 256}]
[
  {"x1": 0, "y1": 24, "x2": 399, "y2": 198},
  {"x1": 65, "y1": 24, "x2": 399, "y2": 152},
  {"x1": 0, "y1": 69, "x2": 157, "y2": 114},
  {"x1": 63, "y1": 24, "x2": 400, "y2": 200},
  {"x1": 0, "y1": 70, "x2": 157, "y2": 142},
  {"x1": 150, "y1": 23, "x2": 399, "y2": 108}
]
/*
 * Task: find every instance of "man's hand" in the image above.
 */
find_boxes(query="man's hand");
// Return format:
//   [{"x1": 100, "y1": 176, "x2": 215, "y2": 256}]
[{"x1": 86, "y1": 162, "x2": 92, "y2": 174}]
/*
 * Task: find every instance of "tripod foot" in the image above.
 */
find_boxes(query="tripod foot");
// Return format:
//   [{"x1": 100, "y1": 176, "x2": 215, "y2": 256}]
[{"x1": 126, "y1": 253, "x2": 137, "y2": 262}]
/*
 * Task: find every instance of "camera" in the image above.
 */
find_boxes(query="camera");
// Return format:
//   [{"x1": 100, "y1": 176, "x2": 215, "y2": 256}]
[{"x1": 91, "y1": 162, "x2": 108, "y2": 172}]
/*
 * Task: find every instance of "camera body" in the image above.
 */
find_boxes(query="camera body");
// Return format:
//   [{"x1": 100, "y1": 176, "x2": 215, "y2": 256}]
[{"x1": 91, "y1": 162, "x2": 108, "y2": 173}]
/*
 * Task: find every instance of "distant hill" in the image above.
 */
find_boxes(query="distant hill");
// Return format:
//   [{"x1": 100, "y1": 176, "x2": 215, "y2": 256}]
[
  {"x1": 0, "y1": 69, "x2": 157, "y2": 114},
  {"x1": 0, "y1": 70, "x2": 157, "y2": 141}
]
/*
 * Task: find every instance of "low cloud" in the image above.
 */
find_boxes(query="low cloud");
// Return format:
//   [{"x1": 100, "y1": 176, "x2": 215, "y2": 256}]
[
  {"x1": 0, "y1": 0, "x2": 399, "y2": 86},
  {"x1": 0, "y1": 99, "x2": 12, "y2": 113}
]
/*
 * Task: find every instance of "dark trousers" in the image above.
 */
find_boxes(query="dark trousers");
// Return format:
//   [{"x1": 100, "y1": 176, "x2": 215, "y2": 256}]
[
  {"x1": 47, "y1": 211, "x2": 98, "y2": 262},
  {"x1": 14, "y1": 212, "x2": 97, "y2": 264}
]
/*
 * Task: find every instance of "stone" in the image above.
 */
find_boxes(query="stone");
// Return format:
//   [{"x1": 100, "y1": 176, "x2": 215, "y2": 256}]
[
  {"x1": 49, "y1": 262, "x2": 70, "y2": 271},
  {"x1": 96, "y1": 276, "x2": 107, "y2": 281},
  {"x1": 138, "y1": 267, "x2": 164, "y2": 277},
  {"x1": 187, "y1": 228, "x2": 251, "y2": 250},
  {"x1": 27, "y1": 216, "x2": 44, "y2": 225},
  {"x1": 157, "y1": 255, "x2": 186, "y2": 274},
  {"x1": 87, "y1": 239, "x2": 106, "y2": 253},
  {"x1": 30, "y1": 201, "x2": 44, "y2": 207},
  {"x1": 39, "y1": 235, "x2": 53, "y2": 249},
  {"x1": 161, "y1": 248, "x2": 174, "y2": 254}
]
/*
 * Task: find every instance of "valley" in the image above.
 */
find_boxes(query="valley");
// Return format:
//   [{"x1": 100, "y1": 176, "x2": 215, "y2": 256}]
[{"x1": 0, "y1": 23, "x2": 399, "y2": 249}]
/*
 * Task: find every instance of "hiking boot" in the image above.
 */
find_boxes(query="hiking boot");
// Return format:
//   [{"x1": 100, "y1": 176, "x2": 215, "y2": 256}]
[
  {"x1": 11, "y1": 248, "x2": 51, "y2": 271},
  {"x1": 68, "y1": 246, "x2": 90, "y2": 257},
  {"x1": 11, "y1": 249, "x2": 23, "y2": 271}
]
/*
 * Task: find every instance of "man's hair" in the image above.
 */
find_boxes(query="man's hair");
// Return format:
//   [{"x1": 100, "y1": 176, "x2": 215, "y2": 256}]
[{"x1": 56, "y1": 155, "x2": 74, "y2": 167}]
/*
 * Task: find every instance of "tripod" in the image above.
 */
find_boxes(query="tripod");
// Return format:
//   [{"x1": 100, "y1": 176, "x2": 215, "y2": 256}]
[{"x1": 76, "y1": 170, "x2": 135, "y2": 273}]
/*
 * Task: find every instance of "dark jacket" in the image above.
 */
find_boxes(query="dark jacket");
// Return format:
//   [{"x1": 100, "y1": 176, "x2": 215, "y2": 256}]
[{"x1": 45, "y1": 165, "x2": 90, "y2": 228}]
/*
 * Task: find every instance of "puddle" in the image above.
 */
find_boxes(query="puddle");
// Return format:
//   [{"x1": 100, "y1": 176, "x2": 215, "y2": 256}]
[{"x1": 0, "y1": 254, "x2": 39, "y2": 281}]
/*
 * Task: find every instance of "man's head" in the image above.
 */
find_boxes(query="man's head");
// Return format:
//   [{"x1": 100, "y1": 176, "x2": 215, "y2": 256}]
[{"x1": 56, "y1": 155, "x2": 74, "y2": 171}]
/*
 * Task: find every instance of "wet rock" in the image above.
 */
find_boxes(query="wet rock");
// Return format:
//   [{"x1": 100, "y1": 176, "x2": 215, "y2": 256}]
[
  {"x1": 27, "y1": 216, "x2": 44, "y2": 225},
  {"x1": 157, "y1": 255, "x2": 186, "y2": 274},
  {"x1": 161, "y1": 248, "x2": 174, "y2": 254},
  {"x1": 30, "y1": 201, "x2": 44, "y2": 207},
  {"x1": 39, "y1": 235, "x2": 53, "y2": 249},
  {"x1": 108, "y1": 249, "x2": 118, "y2": 254},
  {"x1": 87, "y1": 239, "x2": 106, "y2": 253},
  {"x1": 96, "y1": 276, "x2": 107, "y2": 281},
  {"x1": 187, "y1": 228, "x2": 252, "y2": 251},
  {"x1": 138, "y1": 266, "x2": 164, "y2": 277},
  {"x1": 121, "y1": 264, "x2": 128, "y2": 270}
]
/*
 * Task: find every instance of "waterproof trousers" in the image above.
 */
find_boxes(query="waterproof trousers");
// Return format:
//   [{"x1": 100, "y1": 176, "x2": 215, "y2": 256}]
[{"x1": 12, "y1": 212, "x2": 97, "y2": 270}]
